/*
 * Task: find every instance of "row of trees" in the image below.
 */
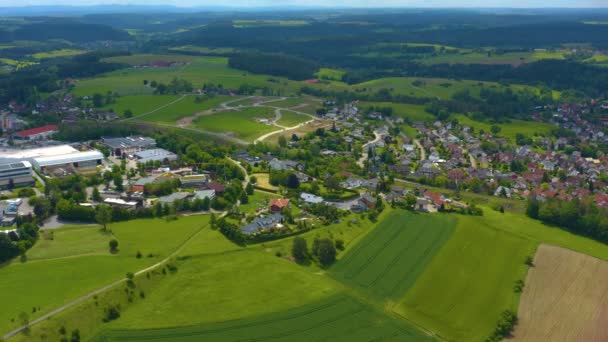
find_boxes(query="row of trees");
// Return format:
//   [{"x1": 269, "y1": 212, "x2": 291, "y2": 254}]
[{"x1": 292, "y1": 236, "x2": 340, "y2": 268}]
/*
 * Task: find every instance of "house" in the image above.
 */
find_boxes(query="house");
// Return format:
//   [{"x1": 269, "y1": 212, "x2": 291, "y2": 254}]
[
  {"x1": 494, "y1": 186, "x2": 512, "y2": 198},
  {"x1": 269, "y1": 158, "x2": 302, "y2": 171},
  {"x1": 205, "y1": 182, "x2": 225, "y2": 194},
  {"x1": 240, "y1": 213, "x2": 285, "y2": 235},
  {"x1": 157, "y1": 192, "x2": 192, "y2": 204},
  {"x1": 181, "y1": 174, "x2": 209, "y2": 188},
  {"x1": 300, "y1": 192, "x2": 324, "y2": 204},
  {"x1": 269, "y1": 198, "x2": 290, "y2": 213},
  {"x1": 360, "y1": 194, "x2": 377, "y2": 210},
  {"x1": 103, "y1": 198, "x2": 138, "y2": 210},
  {"x1": 193, "y1": 190, "x2": 216, "y2": 201}
]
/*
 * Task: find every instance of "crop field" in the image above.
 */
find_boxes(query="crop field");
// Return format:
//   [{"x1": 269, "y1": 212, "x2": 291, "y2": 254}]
[
  {"x1": 512, "y1": 245, "x2": 608, "y2": 342},
  {"x1": 276, "y1": 110, "x2": 311, "y2": 127},
  {"x1": 511, "y1": 244, "x2": 608, "y2": 342},
  {"x1": 0, "y1": 216, "x2": 208, "y2": 335},
  {"x1": 101, "y1": 94, "x2": 181, "y2": 118},
  {"x1": 331, "y1": 211, "x2": 456, "y2": 300},
  {"x1": 31, "y1": 49, "x2": 86, "y2": 59},
  {"x1": 191, "y1": 107, "x2": 277, "y2": 141},
  {"x1": 396, "y1": 214, "x2": 537, "y2": 341},
  {"x1": 95, "y1": 295, "x2": 431, "y2": 342}
]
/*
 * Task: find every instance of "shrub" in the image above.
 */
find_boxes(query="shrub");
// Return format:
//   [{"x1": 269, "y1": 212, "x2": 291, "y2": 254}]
[
  {"x1": 109, "y1": 239, "x2": 119, "y2": 253},
  {"x1": 103, "y1": 306, "x2": 121, "y2": 322},
  {"x1": 291, "y1": 237, "x2": 308, "y2": 263}
]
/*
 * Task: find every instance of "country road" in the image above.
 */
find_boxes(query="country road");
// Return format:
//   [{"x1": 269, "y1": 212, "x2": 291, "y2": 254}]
[{"x1": 357, "y1": 131, "x2": 383, "y2": 168}]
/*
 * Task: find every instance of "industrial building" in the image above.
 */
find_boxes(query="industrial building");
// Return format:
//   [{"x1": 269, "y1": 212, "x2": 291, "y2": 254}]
[
  {"x1": 0, "y1": 161, "x2": 34, "y2": 190},
  {"x1": 12, "y1": 125, "x2": 58, "y2": 141},
  {"x1": 0, "y1": 145, "x2": 103, "y2": 175},
  {"x1": 101, "y1": 136, "x2": 156, "y2": 156},
  {"x1": 133, "y1": 148, "x2": 178, "y2": 164}
]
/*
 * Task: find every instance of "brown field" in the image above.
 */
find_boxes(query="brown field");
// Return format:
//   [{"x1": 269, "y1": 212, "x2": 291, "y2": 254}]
[
  {"x1": 511, "y1": 244, "x2": 608, "y2": 342},
  {"x1": 252, "y1": 173, "x2": 278, "y2": 191}
]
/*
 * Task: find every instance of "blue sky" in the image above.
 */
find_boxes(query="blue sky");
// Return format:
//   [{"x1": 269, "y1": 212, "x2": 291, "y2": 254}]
[{"x1": 0, "y1": 0, "x2": 607, "y2": 7}]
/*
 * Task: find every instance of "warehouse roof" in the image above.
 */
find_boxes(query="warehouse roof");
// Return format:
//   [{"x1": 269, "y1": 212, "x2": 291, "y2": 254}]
[
  {"x1": 32, "y1": 150, "x2": 103, "y2": 168},
  {"x1": 133, "y1": 148, "x2": 177, "y2": 163},
  {"x1": 14, "y1": 125, "x2": 58, "y2": 137}
]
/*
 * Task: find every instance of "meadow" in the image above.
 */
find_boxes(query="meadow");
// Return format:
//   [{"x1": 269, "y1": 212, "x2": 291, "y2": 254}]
[
  {"x1": 396, "y1": 214, "x2": 537, "y2": 341},
  {"x1": 453, "y1": 113, "x2": 556, "y2": 142},
  {"x1": 191, "y1": 107, "x2": 277, "y2": 141},
  {"x1": 0, "y1": 216, "x2": 209, "y2": 335},
  {"x1": 103, "y1": 54, "x2": 199, "y2": 66},
  {"x1": 418, "y1": 50, "x2": 568, "y2": 66},
  {"x1": 359, "y1": 101, "x2": 435, "y2": 122},
  {"x1": 95, "y1": 295, "x2": 432, "y2": 342},
  {"x1": 331, "y1": 211, "x2": 456, "y2": 300},
  {"x1": 276, "y1": 110, "x2": 311, "y2": 127},
  {"x1": 30, "y1": 49, "x2": 86, "y2": 59},
  {"x1": 232, "y1": 19, "x2": 310, "y2": 28}
]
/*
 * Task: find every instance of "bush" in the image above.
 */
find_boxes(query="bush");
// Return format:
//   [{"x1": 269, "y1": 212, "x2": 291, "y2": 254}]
[
  {"x1": 109, "y1": 239, "x2": 119, "y2": 253},
  {"x1": 291, "y1": 237, "x2": 308, "y2": 264},
  {"x1": 103, "y1": 306, "x2": 121, "y2": 322},
  {"x1": 335, "y1": 239, "x2": 345, "y2": 251},
  {"x1": 312, "y1": 238, "x2": 336, "y2": 268},
  {"x1": 486, "y1": 310, "x2": 518, "y2": 342}
]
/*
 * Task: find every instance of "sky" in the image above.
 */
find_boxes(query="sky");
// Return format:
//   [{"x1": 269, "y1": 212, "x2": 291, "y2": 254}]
[{"x1": 0, "y1": 0, "x2": 607, "y2": 8}]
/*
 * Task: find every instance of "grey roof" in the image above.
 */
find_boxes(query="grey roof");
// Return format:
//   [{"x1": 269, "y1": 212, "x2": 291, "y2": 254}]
[
  {"x1": 101, "y1": 136, "x2": 156, "y2": 150},
  {"x1": 134, "y1": 148, "x2": 178, "y2": 163},
  {"x1": 157, "y1": 192, "x2": 191, "y2": 204},
  {"x1": 241, "y1": 214, "x2": 284, "y2": 235},
  {"x1": 0, "y1": 161, "x2": 31, "y2": 171}
]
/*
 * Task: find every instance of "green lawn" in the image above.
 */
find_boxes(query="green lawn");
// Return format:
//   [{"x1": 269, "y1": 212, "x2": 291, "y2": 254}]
[
  {"x1": 315, "y1": 68, "x2": 345, "y2": 81},
  {"x1": 137, "y1": 95, "x2": 233, "y2": 123},
  {"x1": 103, "y1": 54, "x2": 199, "y2": 66},
  {"x1": 101, "y1": 95, "x2": 180, "y2": 118},
  {"x1": 396, "y1": 214, "x2": 536, "y2": 341},
  {"x1": 238, "y1": 190, "x2": 280, "y2": 215},
  {"x1": 191, "y1": 107, "x2": 277, "y2": 141},
  {"x1": 0, "y1": 216, "x2": 209, "y2": 335},
  {"x1": 95, "y1": 295, "x2": 431, "y2": 342},
  {"x1": 331, "y1": 211, "x2": 456, "y2": 300}
]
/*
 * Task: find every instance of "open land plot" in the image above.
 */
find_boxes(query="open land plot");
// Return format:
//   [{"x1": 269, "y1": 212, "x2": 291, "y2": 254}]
[
  {"x1": 137, "y1": 95, "x2": 233, "y2": 123},
  {"x1": 511, "y1": 244, "x2": 608, "y2": 342},
  {"x1": 30, "y1": 49, "x2": 86, "y2": 59},
  {"x1": 0, "y1": 215, "x2": 208, "y2": 335},
  {"x1": 238, "y1": 189, "x2": 280, "y2": 214},
  {"x1": 251, "y1": 173, "x2": 279, "y2": 191},
  {"x1": 101, "y1": 94, "x2": 181, "y2": 118},
  {"x1": 276, "y1": 110, "x2": 312, "y2": 127},
  {"x1": 104, "y1": 249, "x2": 340, "y2": 329},
  {"x1": 331, "y1": 211, "x2": 456, "y2": 300},
  {"x1": 396, "y1": 214, "x2": 537, "y2": 341},
  {"x1": 73, "y1": 56, "x2": 306, "y2": 97},
  {"x1": 191, "y1": 107, "x2": 277, "y2": 142},
  {"x1": 103, "y1": 54, "x2": 199, "y2": 65},
  {"x1": 269, "y1": 120, "x2": 333, "y2": 143},
  {"x1": 95, "y1": 294, "x2": 432, "y2": 342},
  {"x1": 359, "y1": 101, "x2": 435, "y2": 122},
  {"x1": 271, "y1": 96, "x2": 320, "y2": 110},
  {"x1": 453, "y1": 114, "x2": 556, "y2": 142}
]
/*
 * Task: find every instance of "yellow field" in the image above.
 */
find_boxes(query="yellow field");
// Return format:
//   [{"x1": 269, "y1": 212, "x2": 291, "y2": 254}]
[{"x1": 513, "y1": 244, "x2": 608, "y2": 342}]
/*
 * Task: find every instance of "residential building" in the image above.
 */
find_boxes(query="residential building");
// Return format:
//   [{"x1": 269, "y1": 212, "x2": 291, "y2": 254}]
[
  {"x1": 240, "y1": 213, "x2": 284, "y2": 235},
  {"x1": 300, "y1": 192, "x2": 324, "y2": 204},
  {"x1": 269, "y1": 198, "x2": 290, "y2": 212}
]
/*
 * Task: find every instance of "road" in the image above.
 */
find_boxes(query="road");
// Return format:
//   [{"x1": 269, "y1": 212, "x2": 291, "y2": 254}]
[
  {"x1": 414, "y1": 139, "x2": 426, "y2": 161},
  {"x1": 227, "y1": 157, "x2": 250, "y2": 189},
  {"x1": 3, "y1": 213, "x2": 225, "y2": 340},
  {"x1": 357, "y1": 131, "x2": 383, "y2": 168}
]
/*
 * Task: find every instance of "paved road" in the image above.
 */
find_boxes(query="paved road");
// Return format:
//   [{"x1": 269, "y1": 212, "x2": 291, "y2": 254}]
[
  {"x1": 357, "y1": 131, "x2": 382, "y2": 168},
  {"x1": 414, "y1": 139, "x2": 426, "y2": 161}
]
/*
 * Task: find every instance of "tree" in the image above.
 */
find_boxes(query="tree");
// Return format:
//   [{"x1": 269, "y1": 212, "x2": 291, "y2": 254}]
[
  {"x1": 245, "y1": 182, "x2": 254, "y2": 195},
  {"x1": 109, "y1": 239, "x2": 119, "y2": 253},
  {"x1": 113, "y1": 174, "x2": 123, "y2": 191},
  {"x1": 96, "y1": 205, "x2": 112, "y2": 231},
  {"x1": 239, "y1": 191, "x2": 249, "y2": 205},
  {"x1": 123, "y1": 109, "x2": 133, "y2": 118},
  {"x1": 92, "y1": 186, "x2": 101, "y2": 202},
  {"x1": 92, "y1": 93, "x2": 104, "y2": 107},
  {"x1": 278, "y1": 135, "x2": 287, "y2": 148},
  {"x1": 490, "y1": 125, "x2": 502, "y2": 135},
  {"x1": 70, "y1": 329, "x2": 80, "y2": 342},
  {"x1": 313, "y1": 238, "x2": 336, "y2": 267},
  {"x1": 292, "y1": 237, "x2": 308, "y2": 264},
  {"x1": 405, "y1": 193, "x2": 417, "y2": 208},
  {"x1": 286, "y1": 173, "x2": 300, "y2": 189}
]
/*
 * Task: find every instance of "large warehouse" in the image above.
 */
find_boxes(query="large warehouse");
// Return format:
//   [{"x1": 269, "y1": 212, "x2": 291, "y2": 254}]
[
  {"x1": 0, "y1": 145, "x2": 104, "y2": 174},
  {"x1": 0, "y1": 161, "x2": 34, "y2": 190}
]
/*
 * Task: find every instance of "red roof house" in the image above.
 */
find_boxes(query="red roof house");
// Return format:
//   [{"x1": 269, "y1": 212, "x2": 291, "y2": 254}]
[{"x1": 269, "y1": 198, "x2": 290, "y2": 212}]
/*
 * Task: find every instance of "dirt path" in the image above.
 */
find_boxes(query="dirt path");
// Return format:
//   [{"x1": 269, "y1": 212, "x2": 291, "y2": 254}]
[
  {"x1": 357, "y1": 131, "x2": 383, "y2": 168},
  {"x1": 414, "y1": 139, "x2": 426, "y2": 161}
]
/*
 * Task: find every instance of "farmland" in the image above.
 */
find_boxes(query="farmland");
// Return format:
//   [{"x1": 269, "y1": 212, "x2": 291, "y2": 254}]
[
  {"x1": 102, "y1": 54, "x2": 199, "y2": 66},
  {"x1": 396, "y1": 214, "x2": 537, "y2": 341},
  {"x1": 452, "y1": 114, "x2": 557, "y2": 142},
  {"x1": 30, "y1": 49, "x2": 86, "y2": 59},
  {"x1": 276, "y1": 110, "x2": 312, "y2": 127},
  {"x1": 331, "y1": 211, "x2": 456, "y2": 300},
  {"x1": 512, "y1": 244, "x2": 608, "y2": 342},
  {"x1": 95, "y1": 295, "x2": 431, "y2": 342}
]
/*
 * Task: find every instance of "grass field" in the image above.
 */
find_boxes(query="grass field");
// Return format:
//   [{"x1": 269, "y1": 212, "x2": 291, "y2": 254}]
[
  {"x1": 396, "y1": 214, "x2": 537, "y2": 341},
  {"x1": 453, "y1": 114, "x2": 556, "y2": 142},
  {"x1": 238, "y1": 189, "x2": 280, "y2": 214},
  {"x1": 0, "y1": 216, "x2": 209, "y2": 335},
  {"x1": 31, "y1": 49, "x2": 86, "y2": 59},
  {"x1": 169, "y1": 46, "x2": 237, "y2": 55},
  {"x1": 419, "y1": 50, "x2": 567, "y2": 66},
  {"x1": 95, "y1": 295, "x2": 432, "y2": 342},
  {"x1": 359, "y1": 101, "x2": 435, "y2": 122},
  {"x1": 233, "y1": 20, "x2": 310, "y2": 28},
  {"x1": 103, "y1": 54, "x2": 199, "y2": 66},
  {"x1": 101, "y1": 94, "x2": 180, "y2": 118},
  {"x1": 512, "y1": 244, "x2": 608, "y2": 342},
  {"x1": 251, "y1": 173, "x2": 279, "y2": 191},
  {"x1": 276, "y1": 110, "x2": 311, "y2": 127},
  {"x1": 331, "y1": 211, "x2": 456, "y2": 300},
  {"x1": 315, "y1": 68, "x2": 345, "y2": 81},
  {"x1": 191, "y1": 107, "x2": 277, "y2": 141}
]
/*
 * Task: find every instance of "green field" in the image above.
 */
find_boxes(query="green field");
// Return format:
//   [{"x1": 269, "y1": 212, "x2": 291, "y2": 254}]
[
  {"x1": 31, "y1": 49, "x2": 86, "y2": 59},
  {"x1": 72, "y1": 56, "x2": 306, "y2": 97},
  {"x1": 315, "y1": 68, "x2": 346, "y2": 81},
  {"x1": 233, "y1": 20, "x2": 310, "y2": 28},
  {"x1": 103, "y1": 54, "x2": 199, "y2": 66},
  {"x1": 453, "y1": 114, "x2": 556, "y2": 142},
  {"x1": 396, "y1": 214, "x2": 536, "y2": 341},
  {"x1": 0, "y1": 216, "x2": 209, "y2": 335},
  {"x1": 191, "y1": 107, "x2": 277, "y2": 141},
  {"x1": 101, "y1": 94, "x2": 181, "y2": 118},
  {"x1": 418, "y1": 50, "x2": 567, "y2": 66},
  {"x1": 332, "y1": 211, "x2": 456, "y2": 300},
  {"x1": 238, "y1": 190, "x2": 280, "y2": 214},
  {"x1": 95, "y1": 295, "x2": 431, "y2": 342},
  {"x1": 169, "y1": 46, "x2": 237, "y2": 55},
  {"x1": 359, "y1": 101, "x2": 435, "y2": 122},
  {"x1": 276, "y1": 110, "x2": 311, "y2": 127}
]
